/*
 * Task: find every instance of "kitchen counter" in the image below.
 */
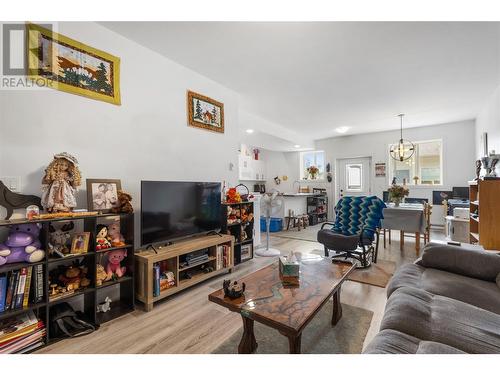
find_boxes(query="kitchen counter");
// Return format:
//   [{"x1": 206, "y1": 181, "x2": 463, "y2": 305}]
[{"x1": 282, "y1": 193, "x2": 322, "y2": 197}]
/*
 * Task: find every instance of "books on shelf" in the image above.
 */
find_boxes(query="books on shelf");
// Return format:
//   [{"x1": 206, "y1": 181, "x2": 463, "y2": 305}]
[
  {"x1": 216, "y1": 244, "x2": 231, "y2": 270},
  {"x1": 153, "y1": 261, "x2": 176, "y2": 296},
  {"x1": 0, "y1": 264, "x2": 44, "y2": 313},
  {"x1": 0, "y1": 310, "x2": 45, "y2": 353}
]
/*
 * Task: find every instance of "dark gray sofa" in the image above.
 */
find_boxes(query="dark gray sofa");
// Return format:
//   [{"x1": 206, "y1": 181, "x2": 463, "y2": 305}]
[{"x1": 364, "y1": 242, "x2": 500, "y2": 354}]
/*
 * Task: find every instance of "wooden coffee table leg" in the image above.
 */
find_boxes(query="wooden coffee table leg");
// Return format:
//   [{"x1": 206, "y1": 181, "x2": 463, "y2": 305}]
[
  {"x1": 332, "y1": 287, "x2": 342, "y2": 325},
  {"x1": 288, "y1": 333, "x2": 302, "y2": 354},
  {"x1": 238, "y1": 316, "x2": 258, "y2": 354}
]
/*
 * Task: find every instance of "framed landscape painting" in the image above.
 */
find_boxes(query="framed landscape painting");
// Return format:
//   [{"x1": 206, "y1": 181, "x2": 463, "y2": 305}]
[
  {"x1": 26, "y1": 22, "x2": 121, "y2": 105},
  {"x1": 187, "y1": 90, "x2": 224, "y2": 133}
]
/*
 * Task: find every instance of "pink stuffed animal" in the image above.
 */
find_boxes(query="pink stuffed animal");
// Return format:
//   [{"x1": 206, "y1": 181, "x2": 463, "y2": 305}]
[{"x1": 106, "y1": 249, "x2": 127, "y2": 278}]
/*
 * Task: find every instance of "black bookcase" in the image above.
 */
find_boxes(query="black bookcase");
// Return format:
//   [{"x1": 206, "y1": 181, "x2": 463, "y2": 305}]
[
  {"x1": 307, "y1": 194, "x2": 328, "y2": 226},
  {"x1": 0, "y1": 212, "x2": 135, "y2": 352},
  {"x1": 221, "y1": 202, "x2": 254, "y2": 265}
]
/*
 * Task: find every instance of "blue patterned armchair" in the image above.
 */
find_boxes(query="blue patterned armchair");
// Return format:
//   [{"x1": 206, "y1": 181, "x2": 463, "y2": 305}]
[{"x1": 317, "y1": 196, "x2": 386, "y2": 268}]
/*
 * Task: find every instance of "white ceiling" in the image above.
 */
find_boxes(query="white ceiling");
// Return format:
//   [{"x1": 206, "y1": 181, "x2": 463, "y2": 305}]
[{"x1": 101, "y1": 22, "x2": 500, "y2": 143}]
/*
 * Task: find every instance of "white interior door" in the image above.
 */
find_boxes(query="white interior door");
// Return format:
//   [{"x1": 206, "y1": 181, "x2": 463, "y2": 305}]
[{"x1": 337, "y1": 157, "x2": 371, "y2": 199}]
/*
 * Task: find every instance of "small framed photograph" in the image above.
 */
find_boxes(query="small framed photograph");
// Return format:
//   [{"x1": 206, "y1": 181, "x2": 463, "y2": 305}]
[
  {"x1": 240, "y1": 244, "x2": 252, "y2": 261},
  {"x1": 86, "y1": 179, "x2": 122, "y2": 213},
  {"x1": 71, "y1": 232, "x2": 90, "y2": 254}
]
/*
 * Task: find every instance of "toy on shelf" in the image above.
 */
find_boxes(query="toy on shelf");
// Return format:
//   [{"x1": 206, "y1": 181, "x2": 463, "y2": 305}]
[
  {"x1": 41, "y1": 152, "x2": 82, "y2": 213},
  {"x1": 240, "y1": 226, "x2": 248, "y2": 242},
  {"x1": 97, "y1": 297, "x2": 112, "y2": 313},
  {"x1": 0, "y1": 223, "x2": 45, "y2": 266},
  {"x1": 48, "y1": 221, "x2": 74, "y2": 256},
  {"x1": 96, "y1": 224, "x2": 112, "y2": 250},
  {"x1": 96, "y1": 264, "x2": 110, "y2": 286},
  {"x1": 58, "y1": 264, "x2": 91, "y2": 291},
  {"x1": 111, "y1": 190, "x2": 133, "y2": 214},
  {"x1": 106, "y1": 248, "x2": 127, "y2": 279},
  {"x1": 0, "y1": 180, "x2": 42, "y2": 220},
  {"x1": 240, "y1": 205, "x2": 254, "y2": 224},
  {"x1": 226, "y1": 206, "x2": 240, "y2": 225},
  {"x1": 108, "y1": 220, "x2": 126, "y2": 247}
]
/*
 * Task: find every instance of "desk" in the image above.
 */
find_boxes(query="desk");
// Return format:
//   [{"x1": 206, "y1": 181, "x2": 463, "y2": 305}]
[{"x1": 382, "y1": 203, "x2": 425, "y2": 255}]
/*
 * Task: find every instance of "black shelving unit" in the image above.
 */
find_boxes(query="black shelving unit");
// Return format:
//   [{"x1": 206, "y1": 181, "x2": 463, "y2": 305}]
[
  {"x1": 221, "y1": 202, "x2": 254, "y2": 265},
  {"x1": 307, "y1": 194, "x2": 328, "y2": 226},
  {"x1": 0, "y1": 212, "x2": 135, "y2": 352}
]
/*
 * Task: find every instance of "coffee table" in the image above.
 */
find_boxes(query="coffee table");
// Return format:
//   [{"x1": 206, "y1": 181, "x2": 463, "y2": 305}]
[{"x1": 208, "y1": 254, "x2": 356, "y2": 354}]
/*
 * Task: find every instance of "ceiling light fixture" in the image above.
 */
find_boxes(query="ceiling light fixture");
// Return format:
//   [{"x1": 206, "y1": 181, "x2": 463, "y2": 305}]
[
  {"x1": 294, "y1": 145, "x2": 301, "y2": 148},
  {"x1": 335, "y1": 126, "x2": 349, "y2": 134},
  {"x1": 389, "y1": 114, "x2": 415, "y2": 162},
  {"x1": 245, "y1": 129, "x2": 254, "y2": 134}
]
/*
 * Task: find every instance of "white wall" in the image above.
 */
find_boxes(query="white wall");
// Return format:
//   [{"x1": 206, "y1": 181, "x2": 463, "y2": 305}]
[
  {"x1": 260, "y1": 149, "x2": 300, "y2": 193},
  {"x1": 475, "y1": 85, "x2": 500, "y2": 158},
  {"x1": 0, "y1": 22, "x2": 241, "y2": 244},
  {"x1": 265, "y1": 120, "x2": 476, "y2": 225}
]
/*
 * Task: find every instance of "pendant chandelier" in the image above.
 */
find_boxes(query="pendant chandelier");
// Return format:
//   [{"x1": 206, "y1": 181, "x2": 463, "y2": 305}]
[{"x1": 389, "y1": 114, "x2": 415, "y2": 162}]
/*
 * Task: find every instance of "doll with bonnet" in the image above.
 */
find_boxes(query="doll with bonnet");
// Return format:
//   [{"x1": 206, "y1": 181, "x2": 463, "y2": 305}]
[{"x1": 41, "y1": 152, "x2": 82, "y2": 212}]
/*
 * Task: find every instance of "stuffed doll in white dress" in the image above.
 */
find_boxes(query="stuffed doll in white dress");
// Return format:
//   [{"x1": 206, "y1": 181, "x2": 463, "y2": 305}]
[{"x1": 41, "y1": 152, "x2": 82, "y2": 212}]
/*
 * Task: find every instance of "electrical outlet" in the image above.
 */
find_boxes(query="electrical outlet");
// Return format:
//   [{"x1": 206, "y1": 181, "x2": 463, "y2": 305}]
[{"x1": 0, "y1": 176, "x2": 22, "y2": 192}]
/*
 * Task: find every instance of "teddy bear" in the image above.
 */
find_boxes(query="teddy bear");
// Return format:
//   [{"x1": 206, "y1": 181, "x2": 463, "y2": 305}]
[
  {"x1": 107, "y1": 221, "x2": 125, "y2": 247},
  {"x1": 226, "y1": 206, "x2": 240, "y2": 225},
  {"x1": 96, "y1": 264, "x2": 110, "y2": 286},
  {"x1": 58, "y1": 264, "x2": 90, "y2": 291},
  {"x1": 111, "y1": 190, "x2": 133, "y2": 214},
  {"x1": 0, "y1": 223, "x2": 45, "y2": 266},
  {"x1": 106, "y1": 248, "x2": 127, "y2": 279}
]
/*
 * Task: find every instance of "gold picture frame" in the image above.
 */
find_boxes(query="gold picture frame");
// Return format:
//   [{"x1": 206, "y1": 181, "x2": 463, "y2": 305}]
[
  {"x1": 187, "y1": 90, "x2": 224, "y2": 133},
  {"x1": 26, "y1": 22, "x2": 121, "y2": 105},
  {"x1": 71, "y1": 232, "x2": 90, "y2": 254}
]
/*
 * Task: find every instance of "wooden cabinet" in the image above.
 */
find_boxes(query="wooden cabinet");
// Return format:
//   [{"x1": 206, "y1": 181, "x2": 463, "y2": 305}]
[{"x1": 469, "y1": 180, "x2": 500, "y2": 250}]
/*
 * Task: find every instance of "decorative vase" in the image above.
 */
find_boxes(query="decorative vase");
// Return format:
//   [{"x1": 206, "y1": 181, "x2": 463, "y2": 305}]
[
  {"x1": 310, "y1": 173, "x2": 317, "y2": 180},
  {"x1": 393, "y1": 197, "x2": 401, "y2": 207}
]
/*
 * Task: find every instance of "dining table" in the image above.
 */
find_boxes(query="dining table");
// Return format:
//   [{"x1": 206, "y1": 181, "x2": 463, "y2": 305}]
[{"x1": 381, "y1": 202, "x2": 425, "y2": 255}]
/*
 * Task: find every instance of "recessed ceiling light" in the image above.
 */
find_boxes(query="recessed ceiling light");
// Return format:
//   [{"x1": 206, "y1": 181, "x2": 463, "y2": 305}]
[
  {"x1": 294, "y1": 145, "x2": 301, "y2": 148},
  {"x1": 335, "y1": 126, "x2": 349, "y2": 134},
  {"x1": 245, "y1": 129, "x2": 254, "y2": 134}
]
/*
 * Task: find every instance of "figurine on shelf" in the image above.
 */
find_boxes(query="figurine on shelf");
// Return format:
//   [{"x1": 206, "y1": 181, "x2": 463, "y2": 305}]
[
  {"x1": 96, "y1": 224, "x2": 112, "y2": 250},
  {"x1": 0, "y1": 223, "x2": 45, "y2": 266},
  {"x1": 240, "y1": 226, "x2": 248, "y2": 242},
  {"x1": 97, "y1": 297, "x2": 112, "y2": 313},
  {"x1": 106, "y1": 248, "x2": 127, "y2": 279},
  {"x1": 111, "y1": 190, "x2": 133, "y2": 214},
  {"x1": 96, "y1": 264, "x2": 110, "y2": 286},
  {"x1": 227, "y1": 206, "x2": 240, "y2": 224},
  {"x1": 475, "y1": 159, "x2": 482, "y2": 181},
  {"x1": 41, "y1": 152, "x2": 82, "y2": 213},
  {"x1": 108, "y1": 220, "x2": 126, "y2": 247},
  {"x1": 48, "y1": 221, "x2": 74, "y2": 256},
  {"x1": 223, "y1": 279, "x2": 245, "y2": 299},
  {"x1": 0, "y1": 180, "x2": 42, "y2": 220}
]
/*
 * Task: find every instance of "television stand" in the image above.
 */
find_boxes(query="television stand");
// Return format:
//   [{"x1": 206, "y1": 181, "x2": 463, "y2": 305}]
[
  {"x1": 206, "y1": 230, "x2": 223, "y2": 237},
  {"x1": 135, "y1": 234, "x2": 234, "y2": 311}
]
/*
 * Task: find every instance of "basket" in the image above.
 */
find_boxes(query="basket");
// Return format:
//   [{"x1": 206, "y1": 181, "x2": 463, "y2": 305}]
[{"x1": 235, "y1": 184, "x2": 250, "y2": 202}]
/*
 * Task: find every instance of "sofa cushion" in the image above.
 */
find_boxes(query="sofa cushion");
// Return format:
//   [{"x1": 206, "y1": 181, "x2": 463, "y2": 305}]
[
  {"x1": 416, "y1": 242, "x2": 500, "y2": 282},
  {"x1": 363, "y1": 329, "x2": 465, "y2": 354},
  {"x1": 387, "y1": 263, "x2": 500, "y2": 314},
  {"x1": 380, "y1": 287, "x2": 500, "y2": 354}
]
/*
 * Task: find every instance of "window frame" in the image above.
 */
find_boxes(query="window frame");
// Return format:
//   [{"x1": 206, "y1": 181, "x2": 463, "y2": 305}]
[
  {"x1": 299, "y1": 150, "x2": 326, "y2": 181},
  {"x1": 345, "y1": 163, "x2": 363, "y2": 192},
  {"x1": 388, "y1": 138, "x2": 443, "y2": 187}
]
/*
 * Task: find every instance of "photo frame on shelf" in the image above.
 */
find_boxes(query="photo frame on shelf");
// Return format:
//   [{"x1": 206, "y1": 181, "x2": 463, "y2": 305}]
[
  {"x1": 70, "y1": 232, "x2": 90, "y2": 254},
  {"x1": 86, "y1": 179, "x2": 122, "y2": 213},
  {"x1": 187, "y1": 90, "x2": 224, "y2": 133},
  {"x1": 26, "y1": 22, "x2": 121, "y2": 105},
  {"x1": 240, "y1": 243, "x2": 252, "y2": 261}
]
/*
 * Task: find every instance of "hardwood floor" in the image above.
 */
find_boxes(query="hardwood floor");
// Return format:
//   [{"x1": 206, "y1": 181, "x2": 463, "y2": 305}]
[{"x1": 37, "y1": 228, "x2": 444, "y2": 354}]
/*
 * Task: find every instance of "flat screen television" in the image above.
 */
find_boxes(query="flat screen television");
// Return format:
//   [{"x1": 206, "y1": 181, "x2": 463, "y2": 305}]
[{"x1": 141, "y1": 181, "x2": 222, "y2": 246}]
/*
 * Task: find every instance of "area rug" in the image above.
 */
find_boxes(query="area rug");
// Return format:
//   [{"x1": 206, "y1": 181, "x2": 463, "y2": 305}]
[
  {"x1": 310, "y1": 249, "x2": 395, "y2": 288},
  {"x1": 270, "y1": 224, "x2": 322, "y2": 242},
  {"x1": 212, "y1": 302, "x2": 373, "y2": 354}
]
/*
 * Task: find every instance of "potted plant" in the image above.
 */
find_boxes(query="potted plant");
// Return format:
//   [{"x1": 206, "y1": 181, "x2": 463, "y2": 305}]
[
  {"x1": 306, "y1": 165, "x2": 319, "y2": 180},
  {"x1": 388, "y1": 184, "x2": 409, "y2": 207}
]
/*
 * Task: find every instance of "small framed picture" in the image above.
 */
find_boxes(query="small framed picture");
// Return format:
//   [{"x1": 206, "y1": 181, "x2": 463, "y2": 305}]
[
  {"x1": 86, "y1": 179, "x2": 122, "y2": 213},
  {"x1": 240, "y1": 244, "x2": 252, "y2": 261},
  {"x1": 71, "y1": 232, "x2": 90, "y2": 254}
]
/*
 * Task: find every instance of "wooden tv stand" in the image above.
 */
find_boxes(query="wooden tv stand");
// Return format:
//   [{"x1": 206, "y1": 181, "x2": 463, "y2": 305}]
[{"x1": 135, "y1": 234, "x2": 234, "y2": 311}]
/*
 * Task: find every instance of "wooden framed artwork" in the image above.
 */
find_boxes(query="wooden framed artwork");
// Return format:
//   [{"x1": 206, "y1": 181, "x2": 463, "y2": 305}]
[
  {"x1": 187, "y1": 90, "x2": 224, "y2": 133},
  {"x1": 86, "y1": 179, "x2": 122, "y2": 213},
  {"x1": 26, "y1": 22, "x2": 121, "y2": 105}
]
